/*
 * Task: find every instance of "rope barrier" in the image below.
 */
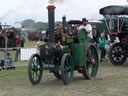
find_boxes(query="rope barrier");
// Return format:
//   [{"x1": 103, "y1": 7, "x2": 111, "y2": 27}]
[
  {"x1": 0, "y1": 47, "x2": 37, "y2": 50},
  {"x1": 0, "y1": 64, "x2": 28, "y2": 72}
]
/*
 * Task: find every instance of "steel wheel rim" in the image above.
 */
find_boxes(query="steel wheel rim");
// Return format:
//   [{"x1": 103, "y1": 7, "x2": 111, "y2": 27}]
[
  {"x1": 64, "y1": 55, "x2": 73, "y2": 83},
  {"x1": 111, "y1": 44, "x2": 125, "y2": 63},
  {"x1": 61, "y1": 53, "x2": 74, "y2": 85},
  {"x1": 31, "y1": 56, "x2": 42, "y2": 82},
  {"x1": 86, "y1": 46, "x2": 99, "y2": 78},
  {"x1": 28, "y1": 54, "x2": 43, "y2": 85}
]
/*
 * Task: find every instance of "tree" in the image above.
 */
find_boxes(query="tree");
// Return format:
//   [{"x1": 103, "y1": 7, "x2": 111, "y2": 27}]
[
  {"x1": 22, "y1": 19, "x2": 35, "y2": 28},
  {"x1": 33, "y1": 22, "x2": 48, "y2": 30},
  {"x1": 21, "y1": 19, "x2": 63, "y2": 31}
]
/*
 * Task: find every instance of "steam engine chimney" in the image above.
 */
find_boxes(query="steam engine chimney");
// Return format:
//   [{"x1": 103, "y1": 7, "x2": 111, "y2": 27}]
[
  {"x1": 47, "y1": 5, "x2": 56, "y2": 42},
  {"x1": 62, "y1": 16, "x2": 66, "y2": 33}
]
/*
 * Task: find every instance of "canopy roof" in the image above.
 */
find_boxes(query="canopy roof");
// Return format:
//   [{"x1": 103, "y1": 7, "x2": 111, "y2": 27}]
[
  {"x1": 68, "y1": 20, "x2": 103, "y2": 24},
  {"x1": 68, "y1": 20, "x2": 82, "y2": 24},
  {"x1": 100, "y1": 5, "x2": 128, "y2": 15}
]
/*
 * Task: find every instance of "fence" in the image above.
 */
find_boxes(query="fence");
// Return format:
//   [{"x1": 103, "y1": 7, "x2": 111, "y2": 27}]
[{"x1": 21, "y1": 47, "x2": 39, "y2": 60}]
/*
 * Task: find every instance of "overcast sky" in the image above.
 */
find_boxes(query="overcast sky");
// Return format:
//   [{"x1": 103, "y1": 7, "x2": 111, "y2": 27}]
[{"x1": 0, "y1": 0, "x2": 127, "y2": 25}]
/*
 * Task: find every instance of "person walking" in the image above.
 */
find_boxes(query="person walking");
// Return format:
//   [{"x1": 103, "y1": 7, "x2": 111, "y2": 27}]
[{"x1": 14, "y1": 34, "x2": 21, "y2": 62}]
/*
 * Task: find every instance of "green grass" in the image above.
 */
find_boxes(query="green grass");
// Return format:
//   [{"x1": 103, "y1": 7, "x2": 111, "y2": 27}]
[
  {"x1": 1, "y1": 61, "x2": 128, "y2": 96},
  {"x1": 1, "y1": 41, "x2": 128, "y2": 96},
  {"x1": 24, "y1": 39, "x2": 44, "y2": 47}
]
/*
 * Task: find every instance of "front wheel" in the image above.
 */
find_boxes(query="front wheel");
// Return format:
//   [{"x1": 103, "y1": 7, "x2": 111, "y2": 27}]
[
  {"x1": 61, "y1": 53, "x2": 74, "y2": 85},
  {"x1": 28, "y1": 54, "x2": 43, "y2": 85},
  {"x1": 83, "y1": 45, "x2": 99, "y2": 79}
]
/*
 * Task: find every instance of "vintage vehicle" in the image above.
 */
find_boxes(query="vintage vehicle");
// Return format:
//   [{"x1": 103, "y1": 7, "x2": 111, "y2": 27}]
[
  {"x1": 0, "y1": 23, "x2": 22, "y2": 48},
  {"x1": 100, "y1": 5, "x2": 128, "y2": 65},
  {"x1": 28, "y1": 5, "x2": 99, "y2": 85}
]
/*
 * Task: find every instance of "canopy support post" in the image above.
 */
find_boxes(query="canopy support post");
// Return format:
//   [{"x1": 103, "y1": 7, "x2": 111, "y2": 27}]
[{"x1": 104, "y1": 15, "x2": 110, "y2": 33}]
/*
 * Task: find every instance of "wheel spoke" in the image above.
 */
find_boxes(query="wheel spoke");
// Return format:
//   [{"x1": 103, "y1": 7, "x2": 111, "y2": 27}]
[
  {"x1": 32, "y1": 58, "x2": 36, "y2": 65},
  {"x1": 88, "y1": 49, "x2": 92, "y2": 58},
  {"x1": 64, "y1": 67, "x2": 71, "y2": 73},
  {"x1": 35, "y1": 71, "x2": 40, "y2": 80},
  {"x1": 32, "y1": 71, "x2": 35, "y2": 78},
  {"x1": 87, "y1": 65, "x2": 93, "y2": 75},
  {"x1": 91, "y1": 48, "x2": 95, "y2": 58},
  {"x1": 64, "y1": 72, "x2": 69, "y2": 78}
]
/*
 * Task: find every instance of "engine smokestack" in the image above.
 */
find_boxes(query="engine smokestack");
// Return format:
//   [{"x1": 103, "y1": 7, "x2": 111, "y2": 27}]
[
  {"x1": 47, "y1": 5, "x2": 56, "y2": 42},
  {"x1": 62, "y1": 16, "x2": 66, "y2": 33}
]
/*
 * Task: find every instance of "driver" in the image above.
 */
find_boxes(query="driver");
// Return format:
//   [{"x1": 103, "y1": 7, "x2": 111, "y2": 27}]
[{"x1": 78, "y1": 18, "x2": 95, "y2": 43}]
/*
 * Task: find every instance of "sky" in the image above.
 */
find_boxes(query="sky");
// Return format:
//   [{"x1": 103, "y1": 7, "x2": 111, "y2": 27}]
[{"x1": 0, "y1": 0, "x2": 127, "y2": 25}]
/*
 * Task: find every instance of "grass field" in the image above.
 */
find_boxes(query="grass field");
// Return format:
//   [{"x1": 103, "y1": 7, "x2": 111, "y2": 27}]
[{"x1": 1, "y1": 41, "x2": 128, "y2": 96}]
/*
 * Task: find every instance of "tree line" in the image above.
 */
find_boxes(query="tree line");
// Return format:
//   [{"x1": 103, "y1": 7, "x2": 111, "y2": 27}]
[{"x1": 21, "y1": 19, "x2": 62, "y2": 31}]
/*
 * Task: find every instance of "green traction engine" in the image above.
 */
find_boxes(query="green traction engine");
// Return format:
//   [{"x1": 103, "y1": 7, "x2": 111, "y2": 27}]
[{"x1": 28, "y1": 5, "x2": 99, "y2": 85}]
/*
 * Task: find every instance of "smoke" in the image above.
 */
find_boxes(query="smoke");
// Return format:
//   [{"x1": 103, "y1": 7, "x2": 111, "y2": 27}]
[
  {"x1": 0, "y1": 10, "x2": 14, "y2": 21},
  {"x1": 48, "y1": 0, "x2": 64, "y2": 4}
]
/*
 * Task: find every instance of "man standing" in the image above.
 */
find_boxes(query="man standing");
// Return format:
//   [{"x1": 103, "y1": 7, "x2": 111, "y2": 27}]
[
  {"x1": 20, "y1": 33, "x2": 25, "y2": 47},
  {"x1": 14, "y1": 34, "x2": 21, "y2": 62},
  {"x1": 78, "y1": 18, "x2": 95, "y2": 43}
]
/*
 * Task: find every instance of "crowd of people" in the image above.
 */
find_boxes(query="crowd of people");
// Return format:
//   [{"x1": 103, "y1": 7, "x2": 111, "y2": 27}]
[{"x1": 98, "y1": 31, "x2": 120, "y2": 62}]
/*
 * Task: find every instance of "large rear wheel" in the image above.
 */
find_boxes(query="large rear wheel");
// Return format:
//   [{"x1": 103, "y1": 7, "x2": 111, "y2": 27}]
[
  {"x1": 83, "y1": 45, "x2": 99, "y2": 79},
  {"x1": 109, "y1": 43, "x2": 127, "y2": 65},
  {"x1": 28, "y1": 54, "x2": 43, "y2": 85}
]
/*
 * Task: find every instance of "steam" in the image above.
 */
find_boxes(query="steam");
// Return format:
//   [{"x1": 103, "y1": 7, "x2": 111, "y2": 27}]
[
  {"x1": 48, "y1": 0, "x2": 64, "y2": 4},
  {"x1": 0, "y1": 10, "x2": 14, "y2": 21}
]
